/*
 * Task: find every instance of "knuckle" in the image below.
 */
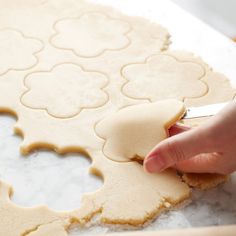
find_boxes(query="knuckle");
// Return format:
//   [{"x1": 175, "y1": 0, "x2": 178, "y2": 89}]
[
  {"x1": 198, "y1": 127, "x2": 218, "y2": 151},
  {"x1": 165, "y1": 139, "x2": 185, "y2": 163}
]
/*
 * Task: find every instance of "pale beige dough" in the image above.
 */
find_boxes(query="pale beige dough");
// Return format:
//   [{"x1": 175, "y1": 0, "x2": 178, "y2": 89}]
[
  {"x1": 0, "y1": 0, "x2": 169, "y2": 155},
  {"x1": 26, "y1": 221, "x2": 68, "y2": 236},
  {"x1": 77, "y1": 152, "x2": 190, "y2": 225},
  {"x1": 21, "y1": 63, "x2": 109, "y2": 118},
  {"x1": 182, "y1": 173, "x2": 229, "y2": 190},
  {"x1": 95, "y1": 100, "x2": 185, "y2": 162},
  {"x1": 185, "y1": 71, "x2": 236, "y2": 107},
  {"x1": 51, "y1": 12, "x2": 131, "y2": 57},
  {"x1": 0, "y1": 0, "x2": 235, "y2": 233},
  {"x1": 122, "y1": 53, "x2": 207, "y2": 102},
  {"x1": 0, "y1": 29, "x2": 43, "y2": 75},
  {"x1": 0, "y1": 181, "x2": 71, "y2": 236}
]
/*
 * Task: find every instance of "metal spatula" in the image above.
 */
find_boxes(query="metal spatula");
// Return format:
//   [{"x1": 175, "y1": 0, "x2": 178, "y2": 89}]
[{"x1": 183, "y1": 102, "x2": 229, "y2": 119}]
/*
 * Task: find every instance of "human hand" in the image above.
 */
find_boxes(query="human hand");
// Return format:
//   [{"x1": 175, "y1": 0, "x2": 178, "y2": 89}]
[{"x1": 144, "y1": 101, "x2": 236, "y2": 175}]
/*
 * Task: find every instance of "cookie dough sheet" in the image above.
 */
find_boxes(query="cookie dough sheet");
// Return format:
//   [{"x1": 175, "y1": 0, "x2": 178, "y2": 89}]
[{"x1": 0, "y1": 0, "x2": 236, "y2": 235}]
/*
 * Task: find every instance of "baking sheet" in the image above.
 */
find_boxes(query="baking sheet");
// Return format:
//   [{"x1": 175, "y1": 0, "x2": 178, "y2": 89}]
[{"x1": 0, "y1": 0, "x2": 236, "y2": 234}]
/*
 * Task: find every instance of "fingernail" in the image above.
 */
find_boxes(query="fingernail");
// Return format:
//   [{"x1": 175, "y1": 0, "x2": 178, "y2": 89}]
[{"x1": 144, "y1": 155, "x2": 166, "y2": 173}]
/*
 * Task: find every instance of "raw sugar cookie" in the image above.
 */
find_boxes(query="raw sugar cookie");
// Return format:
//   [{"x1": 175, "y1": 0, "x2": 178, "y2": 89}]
[
  {"x1": 95, "y1": 100, "x2": 185, "y2": 162},
  {"x1": 0, "y1": 0, "x2": 235, "y2": 233}
]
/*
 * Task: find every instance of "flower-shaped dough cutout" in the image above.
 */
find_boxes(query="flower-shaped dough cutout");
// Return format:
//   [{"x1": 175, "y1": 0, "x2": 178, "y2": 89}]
[
  {"x1": 122, "y1": 54, "x2": 207, "y2": 102},
  {"x1": 51, "y1": 12, "x2": 131, "y2": 57},
  {"x1": 0, "y1": 29, "x2": 43, "y2": 75},
  {"x1": 96, "y1": 100, "x2": 185, "y2": 162},
  {"x1": 21, "y1": 63, "x2": 108, "y2": 118}
]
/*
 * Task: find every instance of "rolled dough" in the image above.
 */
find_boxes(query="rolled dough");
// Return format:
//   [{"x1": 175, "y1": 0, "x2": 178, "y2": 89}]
[
  {"x1": 0, "y1": 0, "x2": 235, "y2": 234},
  {"x1": 182, "y1": 173, "x2": 229, "y2": 190},
  {"x1": 21, "y1": 63, "x2": 109, "y2": 118},
  {"x1": 122, "y1": 54, "x2": 207, "y2": 102},
  {"x1": 77, "y1": 152, "x2": 190, "y2": 225},
  {"x1": 0, "y1": 29, "x2": 43, "y2": 75},
  {"x1": 0, "y1": 181, "x2": 70, "y2": 236}
]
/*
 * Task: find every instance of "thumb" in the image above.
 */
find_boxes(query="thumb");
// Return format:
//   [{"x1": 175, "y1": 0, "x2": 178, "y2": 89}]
[
  {"x1": 144, "y1": 127, "x2": 215, "y2": 173},
  {"x1": 175, "y1": 152, "x2": 223, "y2": 174}
]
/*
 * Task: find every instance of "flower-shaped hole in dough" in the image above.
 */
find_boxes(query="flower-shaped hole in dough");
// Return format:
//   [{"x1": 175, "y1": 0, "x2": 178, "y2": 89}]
[
  {"x1": 122, "y1": 54, "x2": 207, "y2": 102},
  {"x1": 0, "y1": 29, "x2": 43, "y2": 75},
  {"x1": 51, "y1": 12, "x2": 131, "y2": 57},
  {"x1": 21, "y1": 63, "x2": 109, "y2": 118}
]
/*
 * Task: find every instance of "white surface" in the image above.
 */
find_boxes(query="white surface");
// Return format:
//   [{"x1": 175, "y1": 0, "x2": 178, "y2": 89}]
[
  {"x1": 90, "y1": 0, "x2": 236, "y2": 87},
  {"x1": 0, "y1": 0, "x2": 236, "y2": 235},
  {"x1": 172, "y1": 0, "x2": 236, "y2": 38}
]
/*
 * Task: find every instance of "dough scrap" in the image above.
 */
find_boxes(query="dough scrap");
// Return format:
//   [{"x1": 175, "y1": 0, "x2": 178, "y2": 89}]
[
  {"x1": 77, "y1": 152, "x2": 190, "y2": 225},
  {"x1": 182, "y1": 173, "x2": 229, "y2": 190},
  {"x1": 0, "y1": 29, "x2": 43, "y2": 75},
  {"x1": 21, "y1": 63, "x2": 109, "y2": 118},
  {"x1": 0, "y1": 181, "x2": 70, "y2": 236},
  {"x1": 96, "y1": 100, "x2": 185, "y2": 162}
]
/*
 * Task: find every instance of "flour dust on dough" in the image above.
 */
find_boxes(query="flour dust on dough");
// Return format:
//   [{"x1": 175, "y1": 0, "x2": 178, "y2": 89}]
[
  {"x1": 95, "y1": 100, "x2": 185, "y2": 162},
  {"x1": 0, "y1": 0, "x2": 234, "y2": 233}
]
